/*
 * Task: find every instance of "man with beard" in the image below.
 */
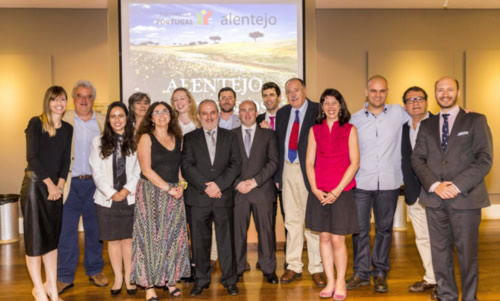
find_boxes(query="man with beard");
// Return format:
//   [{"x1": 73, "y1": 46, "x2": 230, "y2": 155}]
[
  {"x1": 218, "y1": 87, "x2": 241, "y2": 130},
  {"x1": 412, "y1": 77, "x2": 492, "y2": 301},
  {"x1": 182, "y1": 99, "x2": 241, "y2": 296}
]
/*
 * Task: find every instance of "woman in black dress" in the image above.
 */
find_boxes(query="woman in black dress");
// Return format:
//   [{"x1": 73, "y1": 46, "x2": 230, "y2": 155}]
[
  {"x1": 21, "y1": 86, "x2": 73, "y2": 301},
  {"x1": 89, "y1": 102, "x2": 141, "y2": 296},
  {"x1": 131, "y1": 102, "x2": 190, "y2": 300}
]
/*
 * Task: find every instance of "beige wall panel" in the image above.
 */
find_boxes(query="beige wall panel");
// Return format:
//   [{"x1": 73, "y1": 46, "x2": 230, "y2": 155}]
[
  {"x1": 0, "y1": 54, "x2": 51, "y2": 193},
  {"x1": 368, "y1": 50, "x2": 455, "y2": 112},
  {"x1": 465, "y1": 50, "x2": 500, "y2": 194},
  {"x1": 0, "y1": 8, "x2": 109, "y2": 113},
  {"x1": 316, "y1": 9, "x2": 500, "y2": 113}
]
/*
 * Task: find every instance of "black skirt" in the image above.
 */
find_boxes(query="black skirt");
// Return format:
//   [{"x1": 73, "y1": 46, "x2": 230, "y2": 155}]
[
  {"x1": 20, "y1": 171, "x2": 63, "y2": 256},
  {"x1": 96, "y1": 200, "x2": 134, "y2": 241},
  {"x1": 305, "y1": 189, "x2": 359, "y2": 235}
]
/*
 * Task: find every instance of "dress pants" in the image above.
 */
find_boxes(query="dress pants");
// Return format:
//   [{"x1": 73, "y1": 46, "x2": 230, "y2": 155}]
[
  {"x1": 407, "y1": 199, "x2": 435, "y2": 284},
  {"x1": 426, "y1": 203, "x2": 481, "y2": 301},
  {"x1": 190, "y1": 205, "x2": 237, "y2": 287},
  {"x1": 234, "y1": 194, "x2": 276, "y2": 275},
  {"x1": 352, "y1": 188, "x2": 399, "y2": 279},
  {"x1": 57, "y1": 178, "x2": 104, "y2": 283},
  {"x1": 282, "y1": 162, "x2": 322, "y2": 274}
]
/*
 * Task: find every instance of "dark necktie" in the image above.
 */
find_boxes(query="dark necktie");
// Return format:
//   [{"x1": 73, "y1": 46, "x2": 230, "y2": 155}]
[
  {"x1": 288, "y1": 110, "x2": 300, "y2": 162},
  {"x1": 441, "y1": 113, "x2": 450, "y2": 152}
]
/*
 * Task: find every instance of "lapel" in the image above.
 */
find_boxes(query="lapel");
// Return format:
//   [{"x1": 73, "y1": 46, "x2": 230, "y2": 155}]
[
  {"x1": 429, "y1": 114, "x2": 443, "y2": 155},
  {"x1": 278, "y1": 105, "x2": 292, "y2": 137},
  {"x1": 234, "y1": 127, "x2": 248, "y2": 162},
  {"x1": 213, "y1": 127, "x2": 225, "y2": 166},
  {"x1": 299, "y1": 99, "x2": 315, "y2": 141},
  {"x1": 445, "y1": 109, "x2": 465, "y2": 154},
  {"x1": 248, "y1": 126, "x2": 262, "y2": 160},
  {"x1": 197, "y1": 128, "x2": 212, "y2": 165}
]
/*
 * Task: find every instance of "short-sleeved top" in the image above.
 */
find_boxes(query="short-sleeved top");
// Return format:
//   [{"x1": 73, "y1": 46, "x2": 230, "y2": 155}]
[
  {"x1": 140, "y1": 133, "x2": 181, "y2": 183},
  {"x1": 312, "y1": 120, "x2": 355, "y2": 192},
  {"x1": 25, "y1": 117, "x2": 73, "y2": 183}
]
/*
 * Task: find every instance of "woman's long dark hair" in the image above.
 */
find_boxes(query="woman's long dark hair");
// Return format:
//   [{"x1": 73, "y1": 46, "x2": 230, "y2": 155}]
[
  {"x1": 316, "y1": 88, "x2": 351, "y2": 126},
  {"x1": 136, "y1": 101, "x2": 182, "y2": 142},
  {"x1": 100, "y1": 101, "x2": 136, "y2": 158}
]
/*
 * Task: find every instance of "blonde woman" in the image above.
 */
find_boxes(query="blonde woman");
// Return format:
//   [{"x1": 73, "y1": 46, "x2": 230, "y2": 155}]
[
  {"x1": 20, "y1": 86, "x2": 73, "y2": 301},
  {"x1": 170, "y1": 87, "x2": 199, "y2": 135}
]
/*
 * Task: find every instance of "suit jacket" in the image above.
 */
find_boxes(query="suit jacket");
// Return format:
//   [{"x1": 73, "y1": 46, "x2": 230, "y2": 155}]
[
  {"x1": 274, "y1": 99, "x2": 318, "y2": 190},
  {"x1": 181, "y1": 127, "x2": 241, "y2": 207},
  {"x1": 411, "y1": 109, "x2": 493, "y2": 209},
  {"x1": 256, "y1": 113, "x2": 266, "y2": 125},
  {"x1": 401, "y1": 113, "x2": 433, "y2": 205},
  {"x1": 88, "y1": 136, "x2": 141, "y2": 207},
  {"x1": 232, "y1": 126, "x2": 279, "y2": 203},
  {"x1": 62, "y1": 110, "x2": 105, "y2": 200}
]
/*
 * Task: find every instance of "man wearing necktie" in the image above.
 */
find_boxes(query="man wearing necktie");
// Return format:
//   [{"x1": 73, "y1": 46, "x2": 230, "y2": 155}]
[
  {"x1": 275, "y1": 78, "x2": 325, "y2": 287},
  {"x1": 232, "y1": 100, "x2": 279, "y2": 284},
  {"x1": 257, "y1": 82, "x2": 286, "y2": 267},
  {"x1": 182, "y1": 99, "x2": 241, "y2": 296},
  {"x1": 412, "y1": 77, "x2": 493, "y2": 301}
]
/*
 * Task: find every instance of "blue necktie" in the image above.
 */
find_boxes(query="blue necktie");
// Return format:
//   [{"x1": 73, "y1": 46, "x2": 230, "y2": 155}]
[{"x1": 441, "y1": 113, "x2": 450, "y2": 152}]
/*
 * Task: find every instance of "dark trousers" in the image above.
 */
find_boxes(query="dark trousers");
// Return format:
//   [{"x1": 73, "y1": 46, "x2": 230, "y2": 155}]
[
  {"x1": 352, "y1": 188, "x2": 399, "y2": 279},
  {"x1": 426, "y1": 203, "x2": 481, "y2": 301},
  {"x1": 190, "y1": 206, "x2": 237, "y2": 287},
  {"x1": 57, "y1": 178, "x2": 104, "y2": 283},
  {"x1": 234, "y1": 196, "x2": 276, "y2": 275},
  {"x1": 272, "y1": 190, "x2": 286, "y2": 256}
]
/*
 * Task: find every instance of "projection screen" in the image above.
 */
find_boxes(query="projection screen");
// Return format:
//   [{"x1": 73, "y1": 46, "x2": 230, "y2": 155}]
[{"x1": 119, "y1": 0, "x2": 304, "y2": 109}]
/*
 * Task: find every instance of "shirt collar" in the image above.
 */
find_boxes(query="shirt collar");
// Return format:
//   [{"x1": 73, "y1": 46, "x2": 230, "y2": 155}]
[
  {"x1": 75, "y1": 111, "x2": 96, "y2": 121},
  {"x1": 440, "y1": 105, "x2": 460, "y2": 118},
  {"x1": 363, "y1": 102, "x2": 388, "y2": 116},
  {"x1": 241, "y1": 123, "x2": 257, "y2": 131},
  {"x1": 406, "y1": 111, "x2": 430, "y2": 127}
]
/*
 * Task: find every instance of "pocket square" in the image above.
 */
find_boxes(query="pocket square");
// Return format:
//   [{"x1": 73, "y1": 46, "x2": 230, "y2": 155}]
[{"x1": 457, "y1": 131, "x2": 469, "y2": 136}]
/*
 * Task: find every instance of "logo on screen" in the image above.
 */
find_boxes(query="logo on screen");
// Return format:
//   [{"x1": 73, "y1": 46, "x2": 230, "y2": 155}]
[{"x1": 196, "y1": 10, "x2": 212, "y2": 25}]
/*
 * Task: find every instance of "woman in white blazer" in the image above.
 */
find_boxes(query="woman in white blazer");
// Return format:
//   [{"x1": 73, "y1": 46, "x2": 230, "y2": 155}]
[{"x1": 89, "y1": 101, "x2": 140, "y2": 296}]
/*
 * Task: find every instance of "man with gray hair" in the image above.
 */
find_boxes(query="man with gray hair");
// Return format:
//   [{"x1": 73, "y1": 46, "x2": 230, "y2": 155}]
[{"x1": 57, "y1": 80, "x2": 107, "y2": 294}]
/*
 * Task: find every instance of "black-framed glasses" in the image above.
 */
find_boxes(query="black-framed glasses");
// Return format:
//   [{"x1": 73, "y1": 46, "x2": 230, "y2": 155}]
[{"x1": 405, "y1": 96, "x2": 426, "y2": 104}]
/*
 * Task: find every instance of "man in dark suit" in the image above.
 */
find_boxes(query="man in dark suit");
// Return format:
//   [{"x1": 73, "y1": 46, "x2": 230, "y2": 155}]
[
  {"x1": 275, "y1": 78, "x2": 325, "y2": 287},
  {"x1": 256, "y1": 81, "x2": 286, "y2": 267},
  {"x1": 182, "y1": 99, "x2": 242, "y2": 296},
  {"x1": 412, "y1": 77, "x2": 493, "y2": 301},
  {"x1": 401, "y1": 86, "x2": 437, "y2": 299},
  {"x1": 233, "y1": 100, "x2": 279, "y2": 284}
]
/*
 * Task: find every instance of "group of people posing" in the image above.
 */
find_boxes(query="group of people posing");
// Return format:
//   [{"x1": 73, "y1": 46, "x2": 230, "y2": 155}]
[{"x1": 20, "y1": 75, "x2": 492, "y2": 301}]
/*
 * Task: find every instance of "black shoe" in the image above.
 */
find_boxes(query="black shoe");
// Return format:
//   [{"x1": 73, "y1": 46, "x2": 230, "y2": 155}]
[
  {"x1": 256, "y1": 262, "x2": 261, "y2": 270},
  {"x1": 126, "y1": 288, "x2": 137, "y2": 295},
  {"x1": 237, "y1": 274, "x2": 243, "y2": 282},
  {"x1": 374, "y1": 276, "x2": 388, "y2": 293},
  {"x1": 346, "y1": 275, "x2": 370, "y2": 290},
  {"x1": 264, "y1": 273, "x2": 279, "y2": 284},
  {"x1": 110, "y1": 287, "x2": 122, "y2": 296},
  {"x1": 226, "y1": 284, "x2": 239, "y2": 296},
  {"x1": 190, "y1": 284, "x2": 209, "y2": 296}
]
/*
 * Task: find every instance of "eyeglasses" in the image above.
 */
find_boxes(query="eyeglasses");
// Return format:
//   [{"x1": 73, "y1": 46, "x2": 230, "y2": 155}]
[
  {"x1": 405, "y1": 96, "x2": 426, "y2": 104},
  {"x1": 152, "y1": 110, "x2": 170, "y2": 116}
]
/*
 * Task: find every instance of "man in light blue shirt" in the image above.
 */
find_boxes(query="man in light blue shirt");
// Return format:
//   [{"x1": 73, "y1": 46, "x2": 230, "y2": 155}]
[
  {"x1": 346, "y1": 75, "x2": 409, "y2": 293},
  {"x1": 57, "y1": 80, "x2": 107, "y2": 294},
  {"x1": 218, "y1": 87, "x2": 241, "y2": 130}
]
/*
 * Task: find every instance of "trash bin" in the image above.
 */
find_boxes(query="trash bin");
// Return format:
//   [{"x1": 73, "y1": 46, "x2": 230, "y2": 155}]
[{"x1": 0, "y1": 194, "x2": 20, "y2": 244}]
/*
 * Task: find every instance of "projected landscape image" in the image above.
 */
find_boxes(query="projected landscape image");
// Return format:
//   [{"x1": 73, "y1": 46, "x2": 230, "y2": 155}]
[{"x1": 123, "y1": 2, "x2": 300, "y2": 108}]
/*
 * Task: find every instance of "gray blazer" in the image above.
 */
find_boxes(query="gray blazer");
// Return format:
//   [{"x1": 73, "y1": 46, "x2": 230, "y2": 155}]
[{"x1": 411, "y1": 109, "x2": 493, "y2": 209}]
